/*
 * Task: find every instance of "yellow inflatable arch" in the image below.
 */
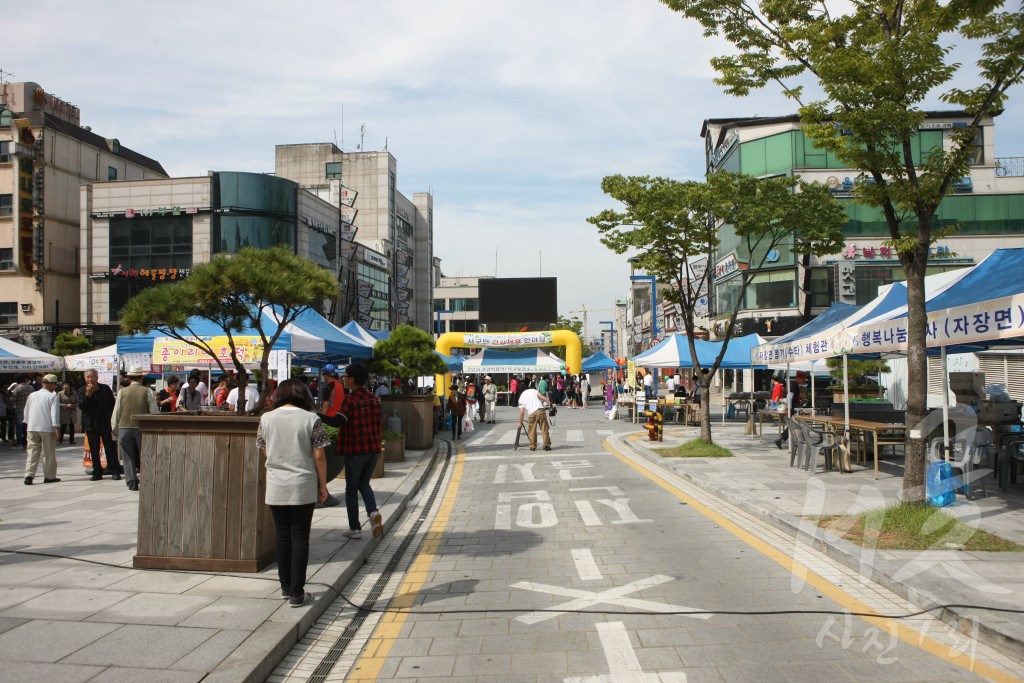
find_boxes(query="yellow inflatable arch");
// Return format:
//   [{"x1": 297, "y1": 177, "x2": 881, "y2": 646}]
[{"x1": 435, "y1": 330, "x2": 583, "y2": 396}]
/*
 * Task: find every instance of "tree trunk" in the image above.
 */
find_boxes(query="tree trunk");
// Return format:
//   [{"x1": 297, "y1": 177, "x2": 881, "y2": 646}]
[
  {"x1": 901, "y1": 242, "x2": 930, "y2": 504},
  {"x1": 699, "y1": 379, "x2": 712, "y2": 443},
  {"x1": 800, "y1": 251, "x2": 813, "y2": 323}
]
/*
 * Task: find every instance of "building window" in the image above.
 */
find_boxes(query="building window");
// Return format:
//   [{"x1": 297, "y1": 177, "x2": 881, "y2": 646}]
[
  {"x1": 0, "y1": 248, "x2": 14, "y2": 271},
  {"x1": 108, "y1": 166, "x2": 117, "y2": 181},
  {"x1": 451, "y1": 297, "x2": 479, "y2": 312},
  {"x1": 108, "y1": 215, "x2": 194, "y2": 320},
  {"x1": 744, "y1": 270, "x2": 796, "y2": 310},
  {"x1": 325, "y1": 161, "x2": 342, "y2": 179},
  {"x1": 0, "y1": 302, "x2": 17, "y2": 325},
  {"x1": 966, "y1": 129, "x2": 984, "y2": 166},
  {"x1": 0, "y1": 194, "x2": 12, "y2": 217},
  {"x1": 809, "y1": 267, "x2": 835, "y2": 307},
  {"x1": 433, "y1": 298, "x2": 448, "y2": 312},
  {"x1": 0, "y1": 141, "x2": 10, "y2": 162}
]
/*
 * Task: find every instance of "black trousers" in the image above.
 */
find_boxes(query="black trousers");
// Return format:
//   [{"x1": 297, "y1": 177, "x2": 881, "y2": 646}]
[
  {"x1": 270, "y1": 503, "x2": 316, "y2": 598},
  {"x1": 86, "y1": 422, "x2": 120, "y2": 473},
  {"x1": 59, "y1": 422, "x2": 76, "y2": 444}
]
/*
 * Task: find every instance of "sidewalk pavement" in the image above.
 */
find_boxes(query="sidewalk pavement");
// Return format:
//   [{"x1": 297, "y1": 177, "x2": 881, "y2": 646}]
[
  {"x1": 610, "y1": 418, "x2": 1024, "y2": 665},
  {"x1": 0, "y1": 439, "x2": 442, "y2": 683}
]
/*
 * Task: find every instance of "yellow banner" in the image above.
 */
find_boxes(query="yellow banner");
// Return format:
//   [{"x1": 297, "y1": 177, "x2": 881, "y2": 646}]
[{"x1": 152, "y1": 336, "x2": 264, "y2": 365}]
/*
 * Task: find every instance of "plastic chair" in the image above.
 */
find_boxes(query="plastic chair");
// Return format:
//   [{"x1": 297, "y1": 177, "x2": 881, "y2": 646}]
[
  {"x1": 798, "y1": 421, "x2": 836, "y2": 473},
  {"x1": 785, "y1": 417, "x2": 805, "y2": 467},
  {"x1": 928, "y1": 433, "x2": 990, "y2": 499}
]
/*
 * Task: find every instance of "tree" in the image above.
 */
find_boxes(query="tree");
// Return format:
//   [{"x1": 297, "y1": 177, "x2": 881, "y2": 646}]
[
  {"x1": 660, "y1": 0, "x2": 1024, "y2": 500},
  {"x1": 369, "y1": 325, "x2": 448, "y2": 387},
  {"x1": 589, "y1": 171, "x2": 845, "y2": 442},
  {"x1": 120, "y1": 246, "x2": 339, "y2": 413},
  {"x1": 51, "y1": 332, "x2": 92, "y2": 357}
]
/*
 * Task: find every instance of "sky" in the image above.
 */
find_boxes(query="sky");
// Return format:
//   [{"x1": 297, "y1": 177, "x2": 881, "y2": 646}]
[{"x1": 6, "y1": 0, "x2": 1022, "y2": 341}]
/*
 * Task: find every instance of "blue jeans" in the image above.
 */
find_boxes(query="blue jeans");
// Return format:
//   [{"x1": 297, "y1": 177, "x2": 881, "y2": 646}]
[{"x1": 344, "y1": 452, "x2": 379, "y2": 531}]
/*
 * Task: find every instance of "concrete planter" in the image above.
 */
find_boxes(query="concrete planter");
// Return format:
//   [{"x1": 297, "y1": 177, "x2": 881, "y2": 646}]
[
  {"x1": 380, "y1": 394, "x2": 434, "y2": 449},
  {"x1": 134, "y1": 414, "x2": 274, "y2": 572}
]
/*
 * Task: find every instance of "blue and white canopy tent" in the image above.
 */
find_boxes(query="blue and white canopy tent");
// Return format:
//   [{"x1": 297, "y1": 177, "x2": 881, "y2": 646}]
[
  {"x1": 436, "y1": 352, "x2": 464, "y2": 372},
  {"x1": 581, "y1": 351, "x2": 622, "y2": 372},
  {"x1": 0, "y1": 337, "x2": 62, "y2": 372},
  {"x1": 340, "y1": 320, "x2": 382, "y2": 347},
  {"x1": 117, "y1": 306, "x2": 373, "y2": 372},
  {"x1": 460, "y1": 348, "x2": 566, "y2": 374}
]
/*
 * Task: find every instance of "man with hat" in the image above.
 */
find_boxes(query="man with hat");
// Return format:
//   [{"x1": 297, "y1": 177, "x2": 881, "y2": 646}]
[
  {"x1": 482, "y1": 376, "x2": 498, "y2": 424},
  {"x1": 112, "y1": 366, "x2": 158, "y2": 491},
  {"x1": 23, "y1": 374, "x2": 61, "y2": 485}
]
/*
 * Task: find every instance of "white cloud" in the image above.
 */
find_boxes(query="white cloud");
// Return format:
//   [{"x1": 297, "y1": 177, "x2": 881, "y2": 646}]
[{"x1": 6, "y1": 0, "x2": 1022, "y2": 341}]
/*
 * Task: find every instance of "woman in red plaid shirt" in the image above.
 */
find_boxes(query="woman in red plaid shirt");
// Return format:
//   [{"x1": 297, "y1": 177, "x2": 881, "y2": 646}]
[{"x1": 320, "y1": 364, "x2": 384, "y2": 540}]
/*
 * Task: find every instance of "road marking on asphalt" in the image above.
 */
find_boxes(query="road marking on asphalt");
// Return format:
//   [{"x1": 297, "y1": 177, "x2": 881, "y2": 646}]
[
  {"x1": 512, "y1": 574, "x2": 711, "y2": 625},
  {"x1": 567, "y1": 430, "x2": 584, "y2": 442},
  {"x1": 348, "y1": 445, "x2": 466, "y2": 680},
  {"x1": 571, "y1": 548, "x2": 603, "y2": 581},
  {"x1": 564, "y1": 621, "x2": 687, "y2": 683},
  {"x1": 604, "y1": 438, "x2": 1024, "y2": 683},
  {"x1": 495, "y1": 429, "x2": 517, "y2": 444}
]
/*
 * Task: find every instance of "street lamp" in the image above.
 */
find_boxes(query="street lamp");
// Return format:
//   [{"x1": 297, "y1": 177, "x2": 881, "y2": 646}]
[
  {"x1": 435, "y1": 309, "x2": 454, "y2": 338},
  {"x1": 599, "y1": 320, "x2": 615, "y2": 357}
]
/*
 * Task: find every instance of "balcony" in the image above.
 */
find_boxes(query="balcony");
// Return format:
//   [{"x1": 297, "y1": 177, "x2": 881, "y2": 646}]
[{"x1": 994, "y1": 157, "x2": 1024, "y2": 177}]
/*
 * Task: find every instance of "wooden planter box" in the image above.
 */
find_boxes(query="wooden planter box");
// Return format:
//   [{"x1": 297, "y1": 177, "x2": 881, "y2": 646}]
[
  {"x1": 382, "y1": 438, "x2": 406, "y2": 462},
  {"x1": 380, "y1": 394, "x2": 434, "y2": 449},
  {"x1": 134, "y1": 414, "x2": 274, "y2": 573}
]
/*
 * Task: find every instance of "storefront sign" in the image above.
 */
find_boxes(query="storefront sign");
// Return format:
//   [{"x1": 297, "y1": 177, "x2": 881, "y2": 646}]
[
  {"x1": 837, "y1": 261, "x2": 856, "y2": 304},
  {"x1": 303, "y1": 215, "x2": 335, "y2": 235},
  {"x1": 123, "y1": 206, "x2": 198, "y2": 218},
  {"x1": 714, "y1": 252, "x2": 746, "y2": 280},
  {"x1": 357, "y1": 280, "x2": 374, "y2": 298},
  {"x1": 463, "y1": 332, "x2": 554, "y2": 348},
  {"x1": 340, "y1": 206, "x2": 357, "y2": 223},
  {"x1": 152, "y1": 336, "x2": 264, "y2": 365},
  {"x1": 108, "y1": 266, "x2": 191, "y2": 280},
  {"x1": 710, "y1": 130, "x2": 739, "y2": 168},
  {"x1": 364, "y1": 251, "x2": 388, "y2": 269},
  {"x1": 339, "y1": 186, "x2": 358, "y2": 207}
]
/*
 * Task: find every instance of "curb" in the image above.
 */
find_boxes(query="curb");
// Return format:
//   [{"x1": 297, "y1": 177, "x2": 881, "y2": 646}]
[
  {"x1": 609, "y1": 432, "x2": 1024, "y2": 664},
  {"x1": 205, "y1": 441, "x2": 445, "y2": 683}
]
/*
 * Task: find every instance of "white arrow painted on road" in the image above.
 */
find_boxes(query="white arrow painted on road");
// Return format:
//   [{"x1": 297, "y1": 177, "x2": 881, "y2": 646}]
[
  {"x1": 512, "y1": 574, "x2": 711, "y2": 624},
  {"x1": 564, "y1": 621, "x2": 687, "y2": 682}
]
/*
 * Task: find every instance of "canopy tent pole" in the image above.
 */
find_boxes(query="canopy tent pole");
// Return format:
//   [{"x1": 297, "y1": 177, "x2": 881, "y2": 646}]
[
  {"x1": 941, "y1": 346, "x2": 950, "y2": 462},
  {"x1": 810, "y1": 360, "x2": 817, "y2": 416},
  {"x1": 842, "y1": 353, "x2": 850, "y2": 444}
]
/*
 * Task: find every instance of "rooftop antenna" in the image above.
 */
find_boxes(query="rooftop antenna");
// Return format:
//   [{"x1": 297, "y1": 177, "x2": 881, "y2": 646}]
[
  {"x1": 359, "y1": 123, "x2": 366, "y2": 151},
  {"x1": 341, "y1": 104, "x2": 344, "y2": 151},
  {"x1": 0, "y1": 68, "x2": 14, "y2": 107}
]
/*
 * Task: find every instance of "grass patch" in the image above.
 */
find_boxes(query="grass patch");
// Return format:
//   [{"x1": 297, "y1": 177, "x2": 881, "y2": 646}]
[
  {"x1": 657, "y1": 439, "x2": 733, "y2": 458},
  {"x1": 812, "y1": 503, "x2": 1024, "y2": 552}
]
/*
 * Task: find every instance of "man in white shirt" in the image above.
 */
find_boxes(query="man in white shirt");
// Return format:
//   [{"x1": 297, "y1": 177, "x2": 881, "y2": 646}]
[
  {"x1": 517, "y1": 387, "x2": 552, "y2": 451},
  {"x1": 23, "y1": 374, "x2": 61, "y2": 485},
  {"x1": 665, "y1": 374, "x2": 676, "y2": 394},
  {"x1": 643, "y1": 371, "x2": 654, "y2": 400},
  {"x1": 227, "y1": 372, "x2": 261, "y2": 412}
]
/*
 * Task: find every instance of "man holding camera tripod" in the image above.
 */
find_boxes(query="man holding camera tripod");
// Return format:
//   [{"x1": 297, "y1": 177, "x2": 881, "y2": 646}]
[{"x1": 517, "y1": 385, "x2": 553, "y2": 451}]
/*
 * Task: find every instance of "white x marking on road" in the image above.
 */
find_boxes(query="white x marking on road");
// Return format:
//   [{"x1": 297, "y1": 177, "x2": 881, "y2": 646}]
[{"x1": 511, "y1": 574, "x2": 711, "y2": 624}]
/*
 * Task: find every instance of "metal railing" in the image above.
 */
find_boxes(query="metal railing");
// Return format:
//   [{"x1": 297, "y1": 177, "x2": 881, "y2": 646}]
[{"x1": 994, "y1": 157, "x2": 1024, "y2": 177}]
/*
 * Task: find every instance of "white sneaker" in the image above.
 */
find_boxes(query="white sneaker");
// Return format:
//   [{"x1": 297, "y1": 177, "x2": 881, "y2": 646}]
[{"x1": 342, "y1": 528, "x2": 362, "y2": 539}]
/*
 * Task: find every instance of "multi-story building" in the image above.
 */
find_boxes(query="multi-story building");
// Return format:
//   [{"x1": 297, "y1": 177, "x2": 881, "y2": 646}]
[
  {"x1": 0, "y1": 81, "x2": 166, "y2": 349},
  {"x1": 274, "y1": 144, "x2": 434, "y2": 332},
  {"x1": 700, "y1": 111, "x2": 1024, "y2": 341},
  {"x1": 432, "y1": 275, "x2": 488, "y2": 338},
  {"x1": 80, "y1": 172, "x2": 348, "y2": 343}
]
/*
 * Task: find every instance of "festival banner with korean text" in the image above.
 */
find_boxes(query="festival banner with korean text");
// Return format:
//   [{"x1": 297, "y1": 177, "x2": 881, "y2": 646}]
[
  {"x1": 462, "y1": 331, "x2": 554, "y2": 348},
  {"x1": 152, "y1": 336, "x2": 264, "y2": 365},
  {"x1": 843, "y1": 293, "x2": 1024, "y2": 354}
]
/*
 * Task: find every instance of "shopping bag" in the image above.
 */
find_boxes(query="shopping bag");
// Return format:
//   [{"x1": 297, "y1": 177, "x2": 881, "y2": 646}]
[
  {"x1": 82, "y1": 434, "x2": 108, "y2": 474},
  {"x1": 462, "y1": 415, "x2": 474, "y2": 433}
]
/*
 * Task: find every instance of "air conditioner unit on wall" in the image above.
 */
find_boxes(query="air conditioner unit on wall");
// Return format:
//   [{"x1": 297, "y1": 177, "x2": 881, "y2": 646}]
[{"x1": 20, "y1": 303, "x2": 32, "y2": 313}]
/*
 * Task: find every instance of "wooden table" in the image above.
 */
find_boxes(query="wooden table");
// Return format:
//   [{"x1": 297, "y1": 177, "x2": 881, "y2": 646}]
[{"x1": 799, "y1": 416, "x2": 907, "y2": 479}]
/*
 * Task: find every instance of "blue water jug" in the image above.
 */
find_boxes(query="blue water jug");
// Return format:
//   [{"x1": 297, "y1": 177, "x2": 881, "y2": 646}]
[{"x1": 926, "y1": 460, "x2": 960, "y2": 507}]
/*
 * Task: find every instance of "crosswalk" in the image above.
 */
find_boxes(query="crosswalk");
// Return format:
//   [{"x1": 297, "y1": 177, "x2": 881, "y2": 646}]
[{"x1": 456, "y1": 424, "x2": 615, "y2": 446}]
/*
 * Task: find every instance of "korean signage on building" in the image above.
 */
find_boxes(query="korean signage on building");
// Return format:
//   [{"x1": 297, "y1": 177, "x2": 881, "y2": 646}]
[
  {"x1": 364, "y1": 251, "x2": 388, "y2": 270},
  {"x1": 714, "y1": 252, "x2": 746, "y2": 281}
]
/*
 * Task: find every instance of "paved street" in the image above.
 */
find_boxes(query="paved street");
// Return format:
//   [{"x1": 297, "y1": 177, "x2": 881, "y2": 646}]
[{"x1": 277, "y1": 404, "x2": 1024, "y2": 682}]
